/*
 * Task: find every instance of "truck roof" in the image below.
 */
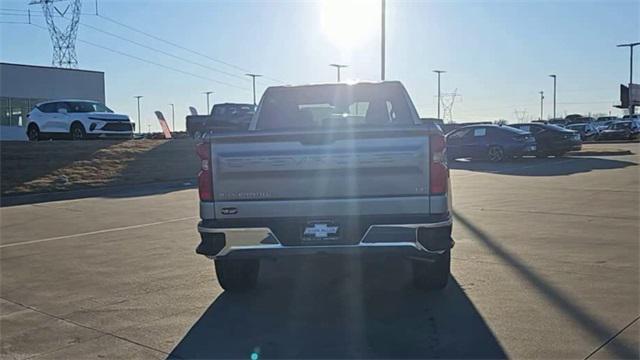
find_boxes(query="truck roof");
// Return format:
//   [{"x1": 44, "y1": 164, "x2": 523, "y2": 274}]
[
  {"x1": 214, "y1": 102, "x2": 255, "y2": 106},
  {"x1": 266, "y1": 80, "x2": 404, "y2": 91}
]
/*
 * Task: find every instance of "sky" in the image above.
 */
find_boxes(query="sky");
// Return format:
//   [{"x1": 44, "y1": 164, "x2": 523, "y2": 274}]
[{"x1": 1, "y1": 0, "x2": 639, "y2": 132}]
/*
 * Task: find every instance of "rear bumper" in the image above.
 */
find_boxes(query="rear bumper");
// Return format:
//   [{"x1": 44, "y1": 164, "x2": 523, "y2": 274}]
[
  {"x1": 196, "y1": 215, "x2": 453, "y2": 260},
  {"x1": 568, "y1": 143, "x2": 583, "y2": 151},
  {"x1": 598, "y1": 132, "x2": 627, "y2": 140},
  {"x1": 541, "y1": 140, "x2": 582, "y2": 153}
]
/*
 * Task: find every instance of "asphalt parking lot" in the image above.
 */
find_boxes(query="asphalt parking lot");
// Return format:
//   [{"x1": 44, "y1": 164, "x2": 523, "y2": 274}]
[{"x1": 1, "y1": 143, "x2": 638, "y2": 359}]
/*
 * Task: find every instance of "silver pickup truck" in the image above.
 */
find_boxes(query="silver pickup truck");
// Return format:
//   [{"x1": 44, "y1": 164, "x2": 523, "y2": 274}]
[{"x1": 195, "y1": 81, "x2": 453, "y2": 291}]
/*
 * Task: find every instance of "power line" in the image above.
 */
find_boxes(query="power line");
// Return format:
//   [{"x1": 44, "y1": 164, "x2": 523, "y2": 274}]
[
  {"x1": 76, "y1": 38, "x2": 248, "y2": 91},
  {"x1": 9, "y1": 8, "x2": 253, "y2": 83},
  {"x1": 28, "y1": 23, "x2": 249, "y2": 91},
  {"x1": 97, "y1": 14, "x2": 286, "y2": 84},
  {"x1": 0, "y1": 7, "x2": 95, "y2": 16},
  {"x1": 76, "y1": 20, "x2": 251, "y2": 83},
  {"x1": 0, "y1": 12, "x2": 33, "y2": 17},
  {"x1": 1, "y1": 6, "x2": 286, "y2": 84}
]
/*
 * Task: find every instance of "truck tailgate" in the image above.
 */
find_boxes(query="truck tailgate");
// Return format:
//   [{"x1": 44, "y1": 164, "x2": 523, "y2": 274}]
[{"x1": 209, "y1": 129, "x2": 432, "y2": 202}]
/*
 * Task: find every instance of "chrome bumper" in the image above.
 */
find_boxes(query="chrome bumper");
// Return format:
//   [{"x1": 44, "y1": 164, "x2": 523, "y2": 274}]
[{"x1": 197, "y1": 219, "x2": 453, "y2": 259}]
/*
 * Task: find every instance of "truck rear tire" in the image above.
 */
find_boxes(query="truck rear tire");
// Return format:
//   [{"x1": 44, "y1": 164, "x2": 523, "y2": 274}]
[
  {"x1": 412, "y1": 251, "x2": 450, "y2": 290},
  {"x1": 214, "y1": 259, "x2": 260, "y2": 291}
]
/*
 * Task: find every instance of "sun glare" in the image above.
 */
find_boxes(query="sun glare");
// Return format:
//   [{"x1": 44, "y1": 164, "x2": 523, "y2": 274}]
[{"x1": 321, "y1": 0, "x2": 379, "y2": 49}]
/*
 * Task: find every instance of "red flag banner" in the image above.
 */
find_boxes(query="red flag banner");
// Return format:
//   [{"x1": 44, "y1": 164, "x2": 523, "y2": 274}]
[{"x1": 154, "y1": 111, "x2": 173, "y2": 139}]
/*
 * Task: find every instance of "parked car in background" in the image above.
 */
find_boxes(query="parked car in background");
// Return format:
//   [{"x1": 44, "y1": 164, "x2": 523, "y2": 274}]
[
  {"x1": 548, "y1": 118, "x2": 567, "y2": 127},
  {"x1": 26, "y1": 100, "x2": 133, "y2": 141},
  {"x1": 566, "y1": 116, "x2": 596, "y2": 126},
  {"x1": 440, "y1": 121, "x2": 491, "y2": 134},
  {"x1": 565, "y1": 123, "x2": 599, "y2": 141},
  {"x1": 446, "y1": 124, "x2": 537, "y2": 162},
  {"x1": 598, "y1": 121, "x2": 640, "y2": 140},
  {"x1": 597, "y1": 116, "x2": 619, "y2": 122},
  {"x1": 508, "y1": 123, "x2": 581, "y2": 157},
  {"x1": 595, "y1": 117, "x2": 618, "y2": 131},
  {"x1": 186, "y1": 103, "x2": 256, "y2": 139},
  {"x1": 622, "y1": 114, "x2": 640, "y2": 121}
]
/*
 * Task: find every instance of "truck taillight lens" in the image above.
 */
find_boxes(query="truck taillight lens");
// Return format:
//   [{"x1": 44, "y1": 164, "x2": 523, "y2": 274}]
[
  {"x1": 430, "y1": 134, "x2": 448, "y2": 194},
  {"x1": 196, "y1": 142, "x2": 213, "y2": 201}
]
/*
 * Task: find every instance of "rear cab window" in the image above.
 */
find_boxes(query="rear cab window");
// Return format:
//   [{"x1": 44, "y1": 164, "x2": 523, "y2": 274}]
[{"x1": 254, "y1": 83, "x2": 418, "y2": 131}]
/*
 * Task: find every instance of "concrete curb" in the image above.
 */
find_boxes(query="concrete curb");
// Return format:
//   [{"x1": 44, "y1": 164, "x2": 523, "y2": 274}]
[{"x1": 0, "y1": 179, "x2": 196, "y2": 207}]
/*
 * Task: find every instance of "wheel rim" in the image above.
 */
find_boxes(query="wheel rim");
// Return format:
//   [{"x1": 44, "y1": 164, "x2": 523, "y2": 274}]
[
  {"x1": 73, "y1": 128, "x2": 83, "y2": 139},
  {"x1": 28, "y1": 127, "x2": 38, "y2": 140},
  {"x1": 489, "y1": 147, "x2": 503, "y2": 161}
]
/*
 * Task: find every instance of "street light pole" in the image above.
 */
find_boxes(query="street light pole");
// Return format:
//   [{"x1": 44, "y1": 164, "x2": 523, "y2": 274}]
[
  {"x1": 381, "y1": 0, "x2": 386, "y2": 81},
  {"x1": 245, "y1": 74, "x2": 262, "y2": 106},
  {"x1": 617, "y1": 42, "x2": 640, "y2": 115},
  {"x1": 169, "y1": 103, "x2": 175, "y2": 131},
  {"x1": 203, "y1": 91, "x2": 213, "y2": 114},
  {"x1": 433, "y1": 70, "x2": 446, "y2": 120},
  {"x1": 329, "y1": 64, "x2": 348, "y2": 82},
  {"x1": 134, "y1": 95, "x2": 143, "y2": 134},
  {"x1": 549, "y1": 74, "x2": 557, "y2": 119},
  {"x1": 539, "y1": 91, "x2": 545, "y2": 120}
]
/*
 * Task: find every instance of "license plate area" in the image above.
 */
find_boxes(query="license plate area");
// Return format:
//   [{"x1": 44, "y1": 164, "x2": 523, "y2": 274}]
[{"x1": 301, "y1": 220, "x2": 340, "y2": 243}]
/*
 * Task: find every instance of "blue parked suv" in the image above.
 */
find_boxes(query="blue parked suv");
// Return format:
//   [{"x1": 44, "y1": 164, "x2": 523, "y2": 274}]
[{"x1": 446, "y1": 124, "x2": 537, "y2": 162}]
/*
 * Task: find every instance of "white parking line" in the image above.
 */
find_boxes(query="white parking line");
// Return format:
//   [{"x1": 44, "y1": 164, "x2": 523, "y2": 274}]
[{"x1": 0, "y1": 216, "x2": 197, "y2": 249}]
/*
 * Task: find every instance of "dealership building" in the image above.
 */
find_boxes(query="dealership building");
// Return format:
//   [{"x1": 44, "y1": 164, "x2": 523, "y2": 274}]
[{"x1": 0, "y1": 62, "x2": 105, "y2": 128}]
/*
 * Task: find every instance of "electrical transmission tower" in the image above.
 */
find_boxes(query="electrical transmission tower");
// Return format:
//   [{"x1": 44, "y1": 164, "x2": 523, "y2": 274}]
[
  {"x1": 514, "y1": 110, "x2": 528, "y2": 123},
  {"x1": 29, "y1": 0, "x2": 82, "y2": 68},
  {"x1": 440, "y1": 89, "x2": 461, "y2": 123}
]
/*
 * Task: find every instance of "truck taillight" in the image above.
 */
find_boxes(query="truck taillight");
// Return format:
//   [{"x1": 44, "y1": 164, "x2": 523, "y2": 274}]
[
  {"x1": 430, "y1": 134, "x2": 448, "y2": 194},
  {"x1": 196, "y1": 142, "x2": 213, "y2": 201}
]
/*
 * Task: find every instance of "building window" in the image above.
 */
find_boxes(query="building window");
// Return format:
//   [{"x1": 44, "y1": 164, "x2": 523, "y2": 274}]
[
  {"x1": 0, "y1": 97, "x2": 44, "y2": 127},
  {"x1": 0, "y1": 97, "x2": 10, "y2": 126}
]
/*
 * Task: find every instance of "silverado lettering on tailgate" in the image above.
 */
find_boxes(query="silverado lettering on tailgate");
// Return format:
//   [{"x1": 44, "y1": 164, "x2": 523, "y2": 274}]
[{"x1": 217, "y1": 151, "x2": 423, "y2": 173}]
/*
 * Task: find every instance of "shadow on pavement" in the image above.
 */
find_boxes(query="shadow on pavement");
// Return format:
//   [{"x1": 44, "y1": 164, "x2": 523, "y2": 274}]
[
  {"x1": 169, "y1": 257, "x2": 506, "y2": 359},
  {"x1": 453, "y1": 210, "x2": 639, "y2": 359},
  {"x1": 449, "y1": 156, "x2": 636, "y2": 176}
]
